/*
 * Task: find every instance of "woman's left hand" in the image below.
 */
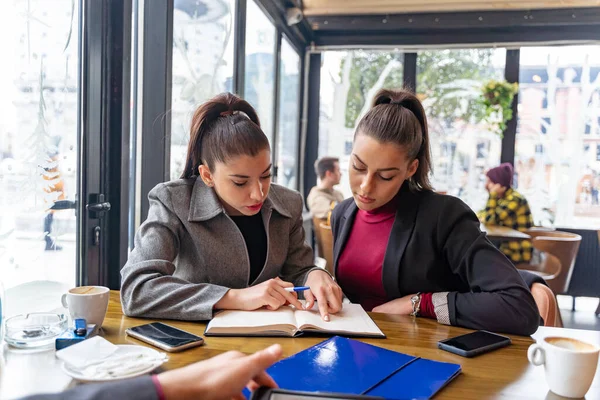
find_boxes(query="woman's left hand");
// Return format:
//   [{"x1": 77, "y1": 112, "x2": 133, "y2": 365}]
[
  {"x1": 303, "y1": 270, "x2": 343, "y2": 321},
  {"x1": 371, "y1": 294, "x2": 414, "y2": 314}
]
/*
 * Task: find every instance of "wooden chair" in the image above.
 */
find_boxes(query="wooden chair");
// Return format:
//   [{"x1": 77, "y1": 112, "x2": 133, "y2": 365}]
[
  {"x1": 516, "y1": 231, "x2": 582, "y2": 295},
  {"x1": 318, "y1": 222, "x2": 334, "y2": 275},
  {"x1": 312, "y1": 216, "x2": 327, "y2": 257},
  {"x1": 530, "y1": 282, "x2": 562, "y2": 327},
  {"x1": 526, "y1": 226, "x2": 556, "y2": 235}
]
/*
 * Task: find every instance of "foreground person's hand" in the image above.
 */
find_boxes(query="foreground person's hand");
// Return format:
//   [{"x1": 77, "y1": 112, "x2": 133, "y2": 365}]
[{"x1": 157, "y1": 344, "x2": 283, "y2": 400}]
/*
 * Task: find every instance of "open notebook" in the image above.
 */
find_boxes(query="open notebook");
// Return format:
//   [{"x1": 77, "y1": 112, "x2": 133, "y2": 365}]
[{"x1": 205, "y1": 302, "x2": 385, "y2": 338}]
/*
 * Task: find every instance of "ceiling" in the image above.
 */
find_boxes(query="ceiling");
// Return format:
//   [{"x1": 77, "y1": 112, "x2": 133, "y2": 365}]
[{"x1": 301, "y1": 0, "x2": 600, "y2": 16}]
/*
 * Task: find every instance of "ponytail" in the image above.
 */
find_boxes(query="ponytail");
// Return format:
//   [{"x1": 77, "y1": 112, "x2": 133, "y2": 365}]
[
  {"x1": 355, "y1": 88, "x2": 432, "y2": 192},
  {"x1": 181, "y1": 93, "x2": 269, "y2": 179}
]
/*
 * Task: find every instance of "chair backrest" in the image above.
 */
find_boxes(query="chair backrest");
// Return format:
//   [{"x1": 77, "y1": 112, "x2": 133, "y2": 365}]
[
  {"x1": 318, "y1": 222, "x2": 334, "y2": 275},
  {"x1": 555, "y1": 228, "x2": 600, "y2": 298},
  {"x1": 532, "y1": 231, "x2": 582, "y2": 294},
  {"x1": 312, "y1": 216, "x2": 326, "y2": 257},
  {"x1": 525, "y1": 226, "x2": 556, "y2": 237},
  {"x1": 530, "y1": 282, "x2": 562, "y2": 327}
]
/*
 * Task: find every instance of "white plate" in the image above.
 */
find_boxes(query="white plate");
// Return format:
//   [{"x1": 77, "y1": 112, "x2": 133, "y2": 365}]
[{"x1": 61, "y1": 345, "x2": 167, "y2": 383}]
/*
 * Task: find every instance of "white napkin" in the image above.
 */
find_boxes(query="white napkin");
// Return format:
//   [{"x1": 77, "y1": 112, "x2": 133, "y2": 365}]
[
  {"x1": 56, "y1": 336, "x2": 118, "y2": 369},
  {"x1": 56, "y1": 336, "x2": 168, "y2": 379}
]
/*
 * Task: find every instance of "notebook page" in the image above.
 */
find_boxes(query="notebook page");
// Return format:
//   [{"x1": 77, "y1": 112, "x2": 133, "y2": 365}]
[
  {"x1": 206, "y1": 307, "x2": 297, "y2": 331},
  {"x1": 294, "y1": 303, "x2": 384, "y2": 336}
]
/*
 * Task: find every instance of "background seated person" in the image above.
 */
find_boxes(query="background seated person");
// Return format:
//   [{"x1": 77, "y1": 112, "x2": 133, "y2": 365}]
[
  {"x1": 477, "y1": 162, "x2": 534, "y2": 264},
  {"x1": 307, "y1": 157, "x2": 344, "y2": 220},
  {"x1": 331, "y1": 88, "x2": 540, "y2": 336},
  {"x1": 121, "y1": 93, "x2": 342, "y2": 322}
]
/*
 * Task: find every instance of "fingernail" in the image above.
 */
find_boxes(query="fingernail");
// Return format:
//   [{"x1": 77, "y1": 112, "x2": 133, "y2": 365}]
[
  {"x1": 303, "y1": 304, "x2": 308, "y2": 310},
  {"x1": 267, "y1": 344, "x2": 282, "y2": 354},
  {"x1": 324, "y1": 315, "x2": 329, "y2": 321}
]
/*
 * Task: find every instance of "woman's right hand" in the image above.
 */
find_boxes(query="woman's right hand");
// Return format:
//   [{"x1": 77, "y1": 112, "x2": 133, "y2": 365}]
[
  {"x1": 489, "y1": 183, "x2": 506, "y2": 196},
  {"x1": 215, "y1": 278, "x2": 304, "y2": 311}
]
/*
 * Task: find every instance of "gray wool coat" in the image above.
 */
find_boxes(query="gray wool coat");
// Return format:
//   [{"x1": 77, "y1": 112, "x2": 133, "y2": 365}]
[{"x1": 120, "y1": 177, "x2": 321, "y2": 320}]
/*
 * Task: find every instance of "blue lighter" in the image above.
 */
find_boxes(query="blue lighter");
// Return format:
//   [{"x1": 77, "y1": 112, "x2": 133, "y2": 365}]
[
  {"x1": 74, "y1": 318, "x2": 87, "y2": 336},
  {"x1": 55, "y1": 321, "x2": 98, "y2": 350}
]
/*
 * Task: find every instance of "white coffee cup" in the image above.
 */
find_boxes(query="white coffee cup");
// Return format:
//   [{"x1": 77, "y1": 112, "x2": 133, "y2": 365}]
[
  {"x1": 528, "y1": 336, "x2": 599, "y2": 398},
  {"x1": 61, "y1": 286, "x2": 110, "y2": 327}
]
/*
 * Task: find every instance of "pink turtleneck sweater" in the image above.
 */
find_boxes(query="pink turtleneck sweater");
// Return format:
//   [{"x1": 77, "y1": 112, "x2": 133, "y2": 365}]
[{"x1": 336, "y1": 198, "x2": 435, "y2": 318}]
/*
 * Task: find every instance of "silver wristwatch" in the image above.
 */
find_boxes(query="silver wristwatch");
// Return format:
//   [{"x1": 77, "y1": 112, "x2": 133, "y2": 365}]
[{"x1": 410, "y1": 292, "x2": 422, "y2": 317}]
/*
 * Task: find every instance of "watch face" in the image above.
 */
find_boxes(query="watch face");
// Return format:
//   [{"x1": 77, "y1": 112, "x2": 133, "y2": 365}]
[{"x1": 410, "y1": 294, "x2": 421, "y2": 316}]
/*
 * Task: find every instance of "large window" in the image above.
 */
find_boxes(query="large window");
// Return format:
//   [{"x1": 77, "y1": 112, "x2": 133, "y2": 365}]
[
  {"x1": 276, "y1": 37, "x2": 300, "y2": 189},
  {"x1": 245, "y1": 0, "x2": 276, "y2": 145},
  {"x1": 170, "y1": 0, "x2": 235, "y2": 179},
  {"x1": 516, "y1": 45, "x2": 600, "y2": 228},
  {"x1": 319, "y1": 50, "x2": 404, "y2": 197},
  {"x1": 417, "y1": 48, "x2": 506, "y2": 212},
  {"x1": 0, "y1": 1, "x2": 79, "y2": 295}
]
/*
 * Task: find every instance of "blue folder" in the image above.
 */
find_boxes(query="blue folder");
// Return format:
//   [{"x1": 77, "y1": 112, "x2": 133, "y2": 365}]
[{"x1": 254, "y1": 336, "x2": 461, "y2": 400}]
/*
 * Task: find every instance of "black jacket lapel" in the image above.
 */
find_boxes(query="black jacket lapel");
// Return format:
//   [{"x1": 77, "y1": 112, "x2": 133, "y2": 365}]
[
  {"x1": 333, "y1": 202, "x2": 358, "y2": 277},
  {"x1": 382, "y1": 184, "x2": 421, "y2": 299}
]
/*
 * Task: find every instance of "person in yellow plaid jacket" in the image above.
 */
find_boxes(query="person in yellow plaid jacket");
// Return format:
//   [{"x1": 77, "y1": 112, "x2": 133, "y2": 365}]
[{"x1": 477, "y1": 163, "x2": 534, "y2": 263}]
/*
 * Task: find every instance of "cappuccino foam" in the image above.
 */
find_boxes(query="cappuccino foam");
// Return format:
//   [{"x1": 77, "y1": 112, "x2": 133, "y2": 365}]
[
  {"x1": 70, "y1": 286, "x2": 107, "y2": 295},
  {"x1": 546, "y1": 337, "x2": 597, "y2": 352}
]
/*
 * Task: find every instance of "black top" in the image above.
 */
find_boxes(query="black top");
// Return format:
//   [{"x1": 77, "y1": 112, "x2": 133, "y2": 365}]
[
  {"x1": 331, "y1": 182, "x2": 540, "y2": 336},
  {"x1": 231, "y1": 213, "x2": 267, "y2": 284}
]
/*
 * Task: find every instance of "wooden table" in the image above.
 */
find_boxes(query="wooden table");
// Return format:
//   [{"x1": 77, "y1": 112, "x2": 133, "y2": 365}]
[
  {"x1": 1, "y1": 291, "x2": 599, "y2": 399},
  {"x1": 481, "y1": 223, "x2": 531, "y2": 241}
]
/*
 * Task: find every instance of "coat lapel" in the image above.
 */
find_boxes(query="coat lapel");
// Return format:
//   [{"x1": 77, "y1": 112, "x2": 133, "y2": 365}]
[
  {"x1": 187, "y1": 179, "x2": 293, "y2": 286},
  {"x1": 333, "y1": 202, "x2": 358, "y2": 277},
  {"x1": 188, "y1": 177, "x2": 224, "y2": 222},
  {"x1": 381, "y1": 183, "x2": 421, "y2": 299}
]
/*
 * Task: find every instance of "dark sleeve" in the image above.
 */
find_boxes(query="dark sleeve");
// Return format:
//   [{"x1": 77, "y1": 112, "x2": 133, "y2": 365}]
[
  {"x1": 519, "y1": 269, "x2": 548, "y2": 288},
  {"x1": 20, "y1": 376, "x2": 159, "y2": 400},
  {"x1": 438, "y1": 197, "x2": 540, "y2": 336}
]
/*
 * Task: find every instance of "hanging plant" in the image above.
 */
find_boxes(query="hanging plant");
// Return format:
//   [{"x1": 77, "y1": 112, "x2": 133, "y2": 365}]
[{"x1": 481, "y1": 80, "x2": 519, "y2": 137}]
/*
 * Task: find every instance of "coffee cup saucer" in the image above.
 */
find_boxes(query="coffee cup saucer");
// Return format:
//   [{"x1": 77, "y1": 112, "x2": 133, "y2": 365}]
[{"x1": 61, "y1": 344, "x2": 168, "y2": 382}]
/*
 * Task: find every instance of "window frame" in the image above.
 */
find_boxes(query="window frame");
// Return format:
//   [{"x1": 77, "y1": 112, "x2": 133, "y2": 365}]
[{"x1": 80, "y1": 0, "x2": 132, "y2": 288}]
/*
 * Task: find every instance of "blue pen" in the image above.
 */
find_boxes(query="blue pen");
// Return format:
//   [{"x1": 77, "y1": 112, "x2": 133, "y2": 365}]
[{"x1": 284, "y1": 286, "x2": 310, "y2": 292}]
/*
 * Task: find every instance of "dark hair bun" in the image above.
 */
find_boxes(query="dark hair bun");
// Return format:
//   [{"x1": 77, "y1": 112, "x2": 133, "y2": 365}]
[
  {"x1": 207, "y1": 93, "x2": 261, "y2": 127},
  {"x1": 372, "y1": 88, "x2": 418, "y2": 112}
]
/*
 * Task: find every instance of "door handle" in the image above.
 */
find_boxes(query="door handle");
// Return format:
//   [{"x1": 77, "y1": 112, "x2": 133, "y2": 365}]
[
  {"x1": 86, "y1": 193, "x2": 111, "y2": 218},
  {"x1": 86, "y1": 202, "x2": 111, "y2": 212}
]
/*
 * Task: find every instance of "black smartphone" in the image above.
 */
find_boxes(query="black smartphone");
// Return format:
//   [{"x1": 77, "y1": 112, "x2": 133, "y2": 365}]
[
  {"x1": 125, "y1": 322, "x2": 204, "y2": 352},
  {"x1": 251, "y1": 387, "x2": 383, "y2": 400},
  {"x1": 438, "y1": 330, "x2": 511, "y2": 358}
]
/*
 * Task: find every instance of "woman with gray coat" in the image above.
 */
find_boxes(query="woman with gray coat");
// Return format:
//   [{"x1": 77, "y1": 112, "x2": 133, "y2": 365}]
[{"x1": 121, "y1": 93, "x2": 342, "y2": 321}]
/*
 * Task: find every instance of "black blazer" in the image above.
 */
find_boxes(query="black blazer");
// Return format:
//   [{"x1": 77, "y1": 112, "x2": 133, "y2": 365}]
[{"x1": 331, "y1": 183, "x2": 540, "y2": 336}]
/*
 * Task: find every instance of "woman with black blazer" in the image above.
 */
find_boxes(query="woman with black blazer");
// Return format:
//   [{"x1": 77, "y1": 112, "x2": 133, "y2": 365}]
[{"x1": 330, "y1": 88, "x2": 540, "y2": 336}]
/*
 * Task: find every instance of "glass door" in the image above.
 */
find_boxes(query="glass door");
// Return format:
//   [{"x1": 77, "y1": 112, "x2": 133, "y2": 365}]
[
  {"x1": 0, "y1": 0, "x2": 126, "y2": 317},
  {"x1": 0, "y1": 0, "x2": 81, "y2": 316}
]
